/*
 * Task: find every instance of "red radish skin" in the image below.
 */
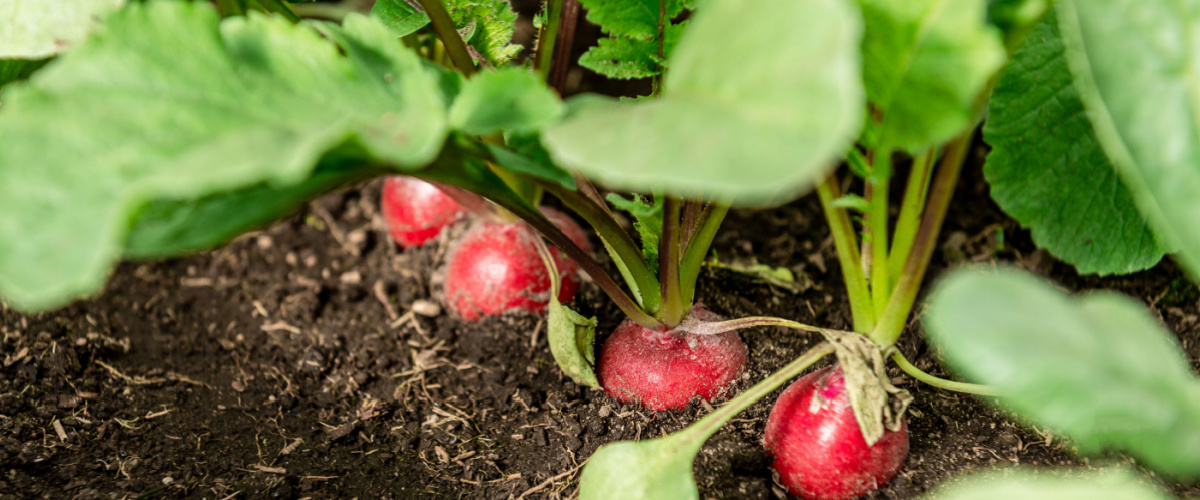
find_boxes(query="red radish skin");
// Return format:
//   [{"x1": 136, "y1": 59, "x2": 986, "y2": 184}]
[
  {"x1": 764, "y1": 366, "x2": 908, "y2": 500},
  {"x1": 598, "y1": 306, "x2": 748, "y2": 411},
  {"x1": 443, "y1": 208, "x2": 591, "y2": 321},
  {"x1": 381, "y1": 176, "x2": 467, "y2": 248}
]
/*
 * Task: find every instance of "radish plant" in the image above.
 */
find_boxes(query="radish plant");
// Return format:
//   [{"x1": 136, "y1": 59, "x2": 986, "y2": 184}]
[{"x1": 5, "y1": 0, "x2": 1200, "y2": 498}]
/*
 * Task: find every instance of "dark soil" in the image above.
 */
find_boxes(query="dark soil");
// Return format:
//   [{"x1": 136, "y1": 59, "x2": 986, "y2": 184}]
[{"x1": 4, "y1": 146, "x2": 1200, "y2": 500}]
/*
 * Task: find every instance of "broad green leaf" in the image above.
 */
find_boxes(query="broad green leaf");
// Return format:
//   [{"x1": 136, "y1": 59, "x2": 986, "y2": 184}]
[
  {"x1": 126, "y1": 156, "x2": 377, "y2": 257},
  {"x1": 576, "y1": 0, "x2": 686, "y2": 79},
  {"x1": 0, "y1": 58, "x2": 47, "y2": 95},
  {"x1": 449, "y1": 68, "x2": 562, "y2": 135},
  {"x1": 542, "y1": 0, "x2": 864, "y2": 206},
  {"x1": 0, "y1": 0, "x2": 125, "y2": 58},
  {"x1": 987, "y1": 0, "x2": 1051, "y2": 50},
  {"x1": 370, "y1": 0, "x2": 430, "y2": 37},
  {"x1": 983, "y1": 13, "x2": 1165, "y2": 275},
  {"x1": 858, "y1": 0, "x2": 1005, "y2": 152},
  {"x1": 579, "y1": 433, "x2": 702, "y2": 500},
  {"x1": 1055, "y1": 0, "x2": 1200, "y2": 283},
  {"x1": 0, "y1": 5, "x2": 448, "y2": 311},
  {"x1": 925, "y1": 267, "x2": 1200, "y2": 476},
  {"x1": 446, "y1": 0, "x2": 521, "y2": 66},
  {"x1": 547, "y1": 298, "x2": 600, "y2": 387},
  {"x1": 924, "y1": 468, "x2": 1168, "y2": 500}
]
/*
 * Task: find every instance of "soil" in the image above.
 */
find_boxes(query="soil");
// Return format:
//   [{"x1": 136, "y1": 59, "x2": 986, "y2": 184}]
[
  {"x1": 4, "y1": 148, "x2": 1200, "y2": 500},
  {"x1": 6, "y1": 8, "x2": 1200, "y2": 500}
]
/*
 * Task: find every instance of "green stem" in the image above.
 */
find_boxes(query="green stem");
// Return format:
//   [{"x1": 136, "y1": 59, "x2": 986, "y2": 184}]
[
  {"x1": 533, "y1": 0, "x2": 563, "y2": 81},
  {"x1": 887, "y1": 148, "x2": 935, "y2": 281},
  {"x1": 679, "y1": 203, "x2": 728, "y2": 305},
  {"x1": 540, "y1": 181, "x2": 662, "y2": 314},
  {"x1": 870, "y1": 131, "x2": 971, "y2": 347},
  {"x1": 867, "y1": 153, "x2": 892, "y2": 316},
  {"x1": 255, "y1": 0, "x2": 301, "y2": 21},
  {"x1": 890, "y1": 351, "x2": 999, "y2": 397},
  {"x1": 416, "y1": 0, "x2": 477, "y2": 76},
  {"x1": 817, "y1": 174, "x2": 874, "y2": 333},
  {"x1": 658, "y1": 197, "x2": 685, "y2": 326},
  {"x1": 679, "y1": 343, "x2": 835, "y2": 442}
]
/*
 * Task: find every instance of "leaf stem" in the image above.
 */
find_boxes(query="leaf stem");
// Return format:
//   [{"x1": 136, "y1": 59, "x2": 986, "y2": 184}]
[
  {"x1": 870, "y1": 131, "x2": 971, "y2": 347},
  {"x1": 679, "y1": 202, "x2": 728, "y2": 305},
  {"x1": 887, "y1": 147, "x2": 935, "y2": 281},
  {"x1": 534, "y1": 0, "x2": 580, "y2": 93},
  {"x1": 817, "y1": 174, "x2": 874, "y2": 333},
  {"x1": 679, "y1": 342, "x2": 835, "y2": 443},
  {"x1": 867, "y1": 153, "x2": 892, "y2": 316},
  {"x1": 539, "y1": 181, "x2": 662, "y2": 314},
  {"x1": 658, "y1": 197, "x2": 685, "y2": 326},
  {"x1": 890, "y1": 351, "x2": 999, "y2": 397},
  {"x1": 416, "y1": 0, "x2": 477, "y2": 76}
]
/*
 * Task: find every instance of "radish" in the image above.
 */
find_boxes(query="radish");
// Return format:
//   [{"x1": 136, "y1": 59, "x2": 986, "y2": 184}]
[
  {"x1": 764, "y1": 366, "x2": 908, "y2": 500},
  {"x1": 443, "y1": 207, "x2": 591, "y2": 320},
  {"x1": 380, "y1": 176, "x2": 467, "y2": 248},
  {"x1": 597, "y1": 305, "x2": 748, "y2": 411}
]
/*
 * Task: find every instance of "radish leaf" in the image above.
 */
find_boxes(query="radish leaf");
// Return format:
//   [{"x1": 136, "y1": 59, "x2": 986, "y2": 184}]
[
  {"x1": 857, "y1": 0, "x2": 1005, "y2": 152},
  {"x1": 1055, "y1": 0, "x2": 1200, "y2": 284},
  {"x1": 0, "y1": 0, "x2": 125, "y2": 58},
  {"x1": 370, "y1": 0, "x2": 430, "y2": 37},
  {"x1": 925, "y1": 468, "x2": 1168, "y2": 500},
  {"x1": 984, "y1": 12, "x2": 1166, "y2": 275},
  {"x1": 0, "y1": 5, "x2": 449, "y2": 311},
  {"x1": 542, "y1": 0, "x2": 863, "y2": 206},
  {"x1": 449, "y1": 68, "x2": 563, "y2": 135},
  {"x1": 926, "y1": 267, "x2": 1200, "y2": 476}
]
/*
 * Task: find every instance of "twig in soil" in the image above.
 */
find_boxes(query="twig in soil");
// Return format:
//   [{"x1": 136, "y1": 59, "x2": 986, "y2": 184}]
[
  {"x1": 373, "y1": 280, "x2": 399, "y2": 320},
  {"x1": 516, "y1": 461, "x2": 587, "y2": 500},
  {"x1": 261, "y1": 321, "x2": 301, "y2": 334},
  {"x1": 51, "y1": 419, "x2": 68, "y2": 442},
  {"x1": 94, "y1": 360, "x2": 166, "y2": 385},
  {"x1": 310, "y1": 204, "x2": 352, "y2": 253},
  {"x1": 144, "y1": 408, "x2": 173, "y2": 419},
  {"x1": 249, "y1": 464, "x2": 287, "y2": 474}
]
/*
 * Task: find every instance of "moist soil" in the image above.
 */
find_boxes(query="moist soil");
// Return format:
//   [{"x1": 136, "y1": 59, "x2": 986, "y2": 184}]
[{"x1": 5, "y1": 148, "x2": 1200, "y2": 500}]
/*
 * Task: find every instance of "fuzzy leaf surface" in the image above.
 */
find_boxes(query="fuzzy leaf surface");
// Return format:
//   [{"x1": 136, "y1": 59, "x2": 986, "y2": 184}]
[
  {"x1": 1055, "y1": 0, "x2": 1200, "y2": 283},
  {"x1": 449, "y1": 68, "x2": 562, "y2": 135},
  {"x1": 370, "y1": 0, "x2": 430, "y2": 37},
  {"x1": 924, "y1": 468, "x2": 1168, "y2": 500},
  {"x1": 983, "y1": 13, "x2": 1165, "y2": 275},
  {"x1": 925, "y1": 267, "x2": 1200, "y2": 476},
  {"x1": 0, "y1": 0, "x2": 125, "y2": 58},
  {"x1": 0, "y1": 6, "x2": 448, "y2": 311},
  {"x1": 576, "y1": 0, "x2": 685, "y2": 78},
  {"x1": 858, "y1": 0, "x2": 1005, "y2": 151},
  {"x1": 547, "y1": 298, "x2": 600, "y2": 387},
  {"x1": 579, "y1": 433, "x2": 702, "y2": 500},
  {"x1": 543, "y1": 0, "x2": 863, "y2": 206},
  {"x1": 447, "y1": 0, "x2": 521, "y2": 65}
]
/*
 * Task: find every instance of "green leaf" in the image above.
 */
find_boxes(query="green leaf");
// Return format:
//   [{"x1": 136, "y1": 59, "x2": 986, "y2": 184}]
[
  {"x1": 483, "y1": 142, "x2": 574, "y2": 189},
  {"x1": 0, "y1": 5, "x2": 449, "y2": 311},
  {"x1": 370, "y1": 0, "x2": 430, "y2": 37},
  {"x1": 576, "y1": 0, "x2": 685, "y2": 79},
  {"x1": 924, "y1": 468, "x2": 1169, "y2": 500},
  {"x1": 1054, "y1": 0, "x2": 1200, "y2": 284},
  {"x1": 0, "y1": 58, "x2": 48, "y2": 96},
  {"x1": 447, "y1": 0, "x2": 522, "y2": 66},
  {"x1": 547, "y1": 298, "x2": 600, "y2": 387},
  {"x1": 987, "y1": 0, "x2": 1051, "y2": 50},
  {"x1": 925, "y1": 267, "x2": 1200, "y2": 476},
  {"x1": 606, "y1": 193, "x2": 663, "y2": 272},
  {"x1": 578, "y1": 37, "x2": 659, "y2": 80},
  {"x1": 0, "y1": 0, "x2": 126, "y2": 58},
  {"x1": 857, "y1": 0, "x2": 1005, "y2": 152},
  {"x1": 449, "y1": 68, "x2": 563, "y2": 135},
  {"x1": 579, "y1": 433, "x2": 703, "y2": 500},
  {"x1": 543, "y1": 0, "x2": 864, "y2": 206},
  {"x1": 983, "y1": 13, "x2": 1165, "y2": 275},
  {"x1": 126, "y1": 153, "x2": 377, "y2": 257}
]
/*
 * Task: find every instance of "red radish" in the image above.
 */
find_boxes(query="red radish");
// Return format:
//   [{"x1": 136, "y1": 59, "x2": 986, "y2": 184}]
[
  {"x1": 380, "y1": 176, "x2": 467, "y2": 248},
  {"x1": 597, "y1": 305, "x2": 748, "y2": 411},
  {"x1": 764, "y1": 366, "x2": 908, "y2": 500},
  {"x1": 443, "y1": 207, "x2": 591, "y2": 320}
]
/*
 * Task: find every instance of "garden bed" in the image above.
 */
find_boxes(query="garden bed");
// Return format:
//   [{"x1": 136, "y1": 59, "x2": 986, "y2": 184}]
[{"x1": 4, "y1": 157, "x2": 1200, "y2": 500}]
